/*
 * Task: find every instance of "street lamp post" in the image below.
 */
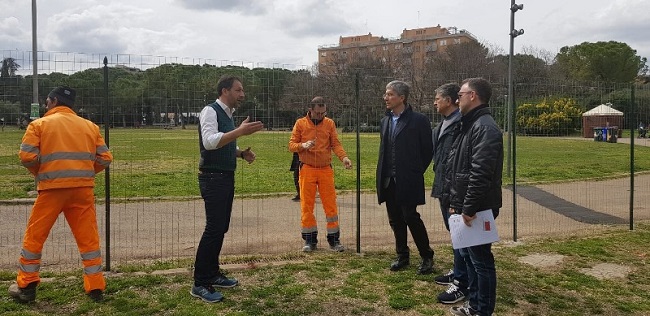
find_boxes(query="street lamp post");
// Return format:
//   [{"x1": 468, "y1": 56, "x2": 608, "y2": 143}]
[
  {"x1": 31, "y1": 0, "x2": 38, "y2": 104},
  {"x1": 509, "y1": 1, "x2": 524, "y2": 242}
]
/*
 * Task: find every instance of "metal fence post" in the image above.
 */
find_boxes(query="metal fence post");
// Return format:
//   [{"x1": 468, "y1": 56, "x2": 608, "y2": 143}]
[
  {"x1": 630, "y1": 84, "x2": 635, "y2": 230},
  {"x1": 355, "y1": 72, "x2": 361, "y2": 254},
  {"x1": 103, "y1": 56, "x2": 111, "y2": 270}
]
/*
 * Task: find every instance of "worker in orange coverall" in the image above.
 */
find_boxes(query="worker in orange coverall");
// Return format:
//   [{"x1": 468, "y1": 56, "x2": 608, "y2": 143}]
[
  {"x1": 289, "y1": 96, "x2": 352, "y2": 252},
  {"x1": 9, "y1": 86, "x2": 113, "y2": 303}
]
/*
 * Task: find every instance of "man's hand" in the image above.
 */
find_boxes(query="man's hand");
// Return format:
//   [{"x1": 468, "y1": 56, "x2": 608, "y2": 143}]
[
  {"x1": 342, "y1": 157, "x2": 352, "y2": 169},
  {"x1": 301, "y1": 139, "x2": 316, "y2": 150},
  {"x1": 462, "y1": 213, "x2": 477, "y2": 227},
  {"x1": 241, "y1": 147, "x2": 256, "y2": 164},
  {"x1": 238, "y1": 116, "x2": 264, "y2": 136}
]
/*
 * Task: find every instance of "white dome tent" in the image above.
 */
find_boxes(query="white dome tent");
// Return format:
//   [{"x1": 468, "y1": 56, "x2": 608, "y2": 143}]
[{"x1": 581, "y1": 103, "x2": 624, "y2": 139}]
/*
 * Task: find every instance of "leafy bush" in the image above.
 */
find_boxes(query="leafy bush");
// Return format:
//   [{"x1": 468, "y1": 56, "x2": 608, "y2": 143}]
[{"x1": 517, "y1": 98, "x2": 583, "y2": 136}]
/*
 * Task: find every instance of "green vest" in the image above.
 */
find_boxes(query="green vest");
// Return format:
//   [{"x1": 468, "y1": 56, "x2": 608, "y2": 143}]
[{"x1": 198, "y1": 103, "x2": 237, "y2": 171}]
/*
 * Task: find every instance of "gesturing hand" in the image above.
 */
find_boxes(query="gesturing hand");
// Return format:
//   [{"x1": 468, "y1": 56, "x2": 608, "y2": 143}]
[{"x1": 238, "y1": 116, "x2": 264, "y2": 136}]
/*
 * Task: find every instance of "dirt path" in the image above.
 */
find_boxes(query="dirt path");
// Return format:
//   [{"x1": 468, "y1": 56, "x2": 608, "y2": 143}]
[{"x1": 1, "y1": 172, "x2": 648, "y2": 270}]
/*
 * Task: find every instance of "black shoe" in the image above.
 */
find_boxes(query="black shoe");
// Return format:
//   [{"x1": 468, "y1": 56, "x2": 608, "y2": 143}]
[
  {"x1": 212, "y1": 275, "x2": 239, "y2": 288},
  {"x1": 8, "y1": 283, "x2": 36, "y2": 303},
  {"x1": 329, "y1": 243, "x2": 345, "y2": 252},
  {"x1": 390, "y1": 258, "x2": 410, "y2": 271},
  {"x1": 302, "y1": 243, "x2": 317, "y2": 252},
  {"x1": 88, "y1": 289, "x2": 104, "y2": 302},
  {"x1": 417, "y1": 257, "x2": 434, "y2": 275},
  {"x1": 437, "y1": 281, "x2": 467, "y2": 304},
  {"x1": 434, "y1": 269, "x2": 454, "y2": 285},
  {"x1": 291, "y1": 195, "x2": 300, "y2": 201},
  {"x1": 450, "y1": 302, "x2": 479, "y2": 316}
]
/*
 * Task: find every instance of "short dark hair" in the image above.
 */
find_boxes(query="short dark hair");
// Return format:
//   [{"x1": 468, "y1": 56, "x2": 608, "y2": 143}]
[
  {"x1": 216, "y1": 75, "x2": 242, "y2": 97},
  {"x1": 310, "y1": 96, "x2": 325, "y2": 108},
  {"x1": 462, "y1": 78, "x2": 492, "y2": 104},
  {"x1": 435, "y1": 83, "x2": 460, "y2": 105},
  {"x1": 386, "y1": 80, "x2": 410, "y2": 103},
  {"x1": 48, "y1": 86, "x2": 76, "y2": 107}
]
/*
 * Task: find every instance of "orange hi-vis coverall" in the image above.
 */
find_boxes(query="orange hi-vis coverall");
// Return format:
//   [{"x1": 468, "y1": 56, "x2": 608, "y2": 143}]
[
  {"x1": 288, "y1": 114, "x2": 348, "y2": 244},
  {"x1": 18, "y1": 106, "x2": 113, "y2": 293}
]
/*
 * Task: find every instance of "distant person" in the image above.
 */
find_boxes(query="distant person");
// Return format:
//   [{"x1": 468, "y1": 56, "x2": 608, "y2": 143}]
[
  {"x1": 639, "y1": 121, "x2": 647, "y2": 138},
  {"x1": 376, "y1": 80, "x2": 435, "y2": 275},
  {"x1": 290, "y1": 152, "x2": 301, "y2": 201},
  {"x1": 288, "y1": 96, "x2": 352, "y2": 253},
  {"x1": 447, "y1": 78, "x2": 503, "y2": 316},
  {"x1": 191, "y1": 75, "x2": 264, "y2": 303},
  {"x1": 430, "y1": 83, "x2": 468, "y2": 304},
  {"x1": 1, "y1": 117, "x2": 5, "y2": 131},
  {"x1": 9, "y1": 86, "x2": 113, "y2": 303}
]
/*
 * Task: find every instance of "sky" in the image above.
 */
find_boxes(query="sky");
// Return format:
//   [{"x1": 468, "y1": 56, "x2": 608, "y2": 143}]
[{"x1": 1, "y1": 0, "x2": 650, "y2": 71}]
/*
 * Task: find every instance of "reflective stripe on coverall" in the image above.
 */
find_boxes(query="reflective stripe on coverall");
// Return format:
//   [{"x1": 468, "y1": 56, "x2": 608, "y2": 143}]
[
  {"x1": 299, "y1": 164, "x2": 340, "y2": 237},
  {"x1": 17, "y1": 105, "x2": 112, "y2": 293},
  {"x1": 18, "y1": 187, "x2": 105, "y2": 293}
]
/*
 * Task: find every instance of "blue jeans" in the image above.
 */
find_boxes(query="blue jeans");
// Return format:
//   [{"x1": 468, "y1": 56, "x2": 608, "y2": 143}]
[
  {"x1": 460, "y1": 242, "x2": 496, "y2": 316},
  {"x1": 194, "y1": 172, "x2": 234, "y2": 286},
  {"x1": 439, "y1": 200, "x2": 468, "y2": 288}
]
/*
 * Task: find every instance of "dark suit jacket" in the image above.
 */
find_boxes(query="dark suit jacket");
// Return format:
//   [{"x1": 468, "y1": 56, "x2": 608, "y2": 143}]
[{"x1": 376, "y1": 105, "x2": 433, "y2": 206}]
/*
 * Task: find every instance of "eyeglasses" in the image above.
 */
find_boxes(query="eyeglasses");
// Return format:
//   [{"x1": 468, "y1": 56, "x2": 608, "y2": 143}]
[
  {"x1": 458, "y1": 90, "x2": 474, "y2": 98},
  {"x1": 312, "y1": 111, "x2": 327, "y2": 116}
]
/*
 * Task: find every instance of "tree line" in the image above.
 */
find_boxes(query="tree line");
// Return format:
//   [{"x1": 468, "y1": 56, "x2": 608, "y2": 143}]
[{"x1": 1, "y1": 40, "x2": 648, "y2": 134}]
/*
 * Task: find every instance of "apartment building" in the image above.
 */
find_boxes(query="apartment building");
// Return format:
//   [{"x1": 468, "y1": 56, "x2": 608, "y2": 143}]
[{"x1": 317, "y1": 25, "x2": 477, "y2": 74}]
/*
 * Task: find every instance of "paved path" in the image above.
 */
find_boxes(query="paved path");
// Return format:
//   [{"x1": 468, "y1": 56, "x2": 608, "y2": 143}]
[{"x1": 510, "y1": 185, "x2": 628, "y2": 224}]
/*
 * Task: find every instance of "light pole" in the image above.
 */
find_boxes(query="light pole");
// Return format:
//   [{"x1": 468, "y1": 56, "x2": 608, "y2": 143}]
[
  {"x1": 31, "y1": 0, "x2": 39, "y2": 119},
  {"x1": 508, "y1": 1, "x2": 524, "y2": 242}
]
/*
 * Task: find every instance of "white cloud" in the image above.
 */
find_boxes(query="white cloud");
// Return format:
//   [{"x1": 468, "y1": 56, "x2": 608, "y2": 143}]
[
  {"x1": 2, "y1": 0, "x2": 648, "y2": 69},
  {"x1": 272, "y1": 0, "x2": 352, "y2": 38},
  {"x1": 0, "y1": 16, "x2": 30, "y2": 49},
  {"x1": 174, "y1": 0, "x2": 269, "y2": 15},
  {"x1": 42, "y1": 5, "x2": 147, "y2": 53}
]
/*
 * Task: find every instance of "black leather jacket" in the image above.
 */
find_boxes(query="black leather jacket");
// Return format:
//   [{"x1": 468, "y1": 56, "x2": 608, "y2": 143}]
[
  {"x1": 431, "y1": 110, "x2": 461, "y2": 200},
  {"x1": 444, "y1": 105, "x2": 503, "y2": 217}
]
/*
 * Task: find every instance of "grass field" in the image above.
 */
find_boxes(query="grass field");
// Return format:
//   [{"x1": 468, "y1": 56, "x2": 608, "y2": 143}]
[
  {"x1": 2, "y1": 126, "x2": 650, "y2": 315},
  {"x1": 0, "y1": 224, "x2": 648, "y2": 315},
  {"x1": 1, "y1": 126, "x2": 650, "y2": 200}
]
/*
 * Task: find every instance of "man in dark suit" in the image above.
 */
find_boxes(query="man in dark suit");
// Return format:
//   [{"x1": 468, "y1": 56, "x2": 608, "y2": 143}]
[{"x1": 376, "y1": 80, "x2": 435, "y2": 275}]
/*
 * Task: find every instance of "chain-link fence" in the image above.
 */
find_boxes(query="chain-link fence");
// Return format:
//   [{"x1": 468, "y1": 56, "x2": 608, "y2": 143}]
[{"x1": 1, "y1": 50, "x2": 649, "y2": 272}]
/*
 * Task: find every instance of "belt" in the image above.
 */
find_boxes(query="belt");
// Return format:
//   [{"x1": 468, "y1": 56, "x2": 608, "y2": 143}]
[
  {"x1": 198, "y1": 169, "x2": 234, "y2": 175},
  {"x1": 300, "y1": 163, "x2": 332, "y2": 169}
]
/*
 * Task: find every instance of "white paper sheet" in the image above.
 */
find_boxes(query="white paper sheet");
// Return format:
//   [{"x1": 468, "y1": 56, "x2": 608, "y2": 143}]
[{"x1": 449, "y1": 210, "x2": 499, "y2": 249}]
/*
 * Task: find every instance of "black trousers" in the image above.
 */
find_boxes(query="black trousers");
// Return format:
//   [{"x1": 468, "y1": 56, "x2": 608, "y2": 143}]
[
  {"x1": 384, "y1": 179, "x2": 434, "y2": 260},
  {"x1": 194, "y1": 172, "x2": 234, "y2": 286}
]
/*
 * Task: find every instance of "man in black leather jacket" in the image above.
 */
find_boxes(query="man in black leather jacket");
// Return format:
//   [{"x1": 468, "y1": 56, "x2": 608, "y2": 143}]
[
  {"x1": 446, "y1": 78, "x2": 503, "y2": 316},
  {"x1": 431, "y1": 83, "x2": 469, "y2": 305}
]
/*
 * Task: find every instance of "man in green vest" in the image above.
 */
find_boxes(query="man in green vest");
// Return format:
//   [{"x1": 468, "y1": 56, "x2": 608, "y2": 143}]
[{"x1": 191, "y1": 75, "x2": 264, "y2": 303}]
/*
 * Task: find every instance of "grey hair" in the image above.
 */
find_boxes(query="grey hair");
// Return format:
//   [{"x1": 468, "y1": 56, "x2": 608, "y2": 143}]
[
  {"x1": 435, "y1": 83, "x2": 460, "y2": 104},
  {"x1": 386, "y1": 80, "x2": 410, "y2": 103}
]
